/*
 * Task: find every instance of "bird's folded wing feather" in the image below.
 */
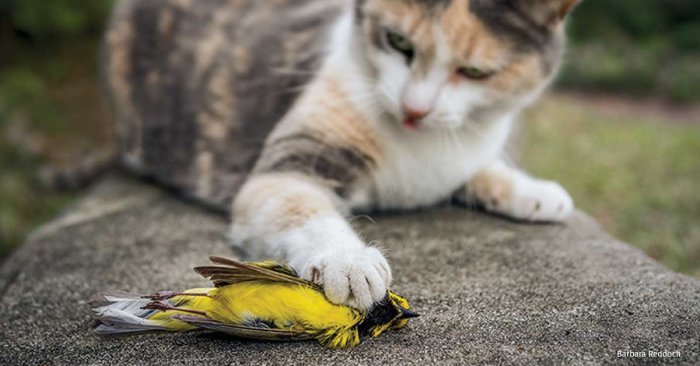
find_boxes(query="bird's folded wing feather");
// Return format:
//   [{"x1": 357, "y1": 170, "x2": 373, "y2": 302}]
[
  {"x1": 173, "y1": 315, "x2": 315, "y2": 341},
  {"x1": 194, "y1": 256, "x2": 320, "y2": 290},
  {"x1": 244, "y1": 260, "x2": 299, "y2": 277}
]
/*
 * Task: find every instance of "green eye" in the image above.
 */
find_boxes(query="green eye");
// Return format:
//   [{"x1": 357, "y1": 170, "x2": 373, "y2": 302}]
[
  {"x1": 385, "y1": 30, "x2": 414, "y2": 60},
  {"x1": 457, "y1": 66, "x2": 493, "y2": 80}
]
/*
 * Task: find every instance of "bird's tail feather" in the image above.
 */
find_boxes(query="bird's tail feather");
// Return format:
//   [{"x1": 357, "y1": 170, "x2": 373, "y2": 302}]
[{"x1": 91, "y1": 293, "x2": 173, "y2": 335}]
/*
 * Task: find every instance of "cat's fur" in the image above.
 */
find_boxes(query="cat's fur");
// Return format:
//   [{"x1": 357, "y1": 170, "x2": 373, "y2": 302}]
[{"x1": 106, "y1": 0, "x2": 579, "y2": 310}]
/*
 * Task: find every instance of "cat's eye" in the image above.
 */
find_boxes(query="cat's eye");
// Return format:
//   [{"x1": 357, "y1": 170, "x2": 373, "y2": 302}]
[
  {"x1": 456, "y1": 66, "x2": 493, "y2": 80},
  {"x1": 385, "y1": 30, "x2": 414, "y2": 61}
]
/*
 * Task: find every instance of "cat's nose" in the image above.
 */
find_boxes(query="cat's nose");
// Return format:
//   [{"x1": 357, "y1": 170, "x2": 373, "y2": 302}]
[
  {"x1": 402, "y1": 107, "x2": 430, "y2": 129},
  {"x1": 403, "y1": 106, "x2": 430, "y2": 121}
]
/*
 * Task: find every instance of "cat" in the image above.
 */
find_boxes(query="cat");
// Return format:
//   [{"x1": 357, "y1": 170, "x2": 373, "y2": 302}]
[{"x1": 105, "y1": 0, "x2": 579, "y2": 310}]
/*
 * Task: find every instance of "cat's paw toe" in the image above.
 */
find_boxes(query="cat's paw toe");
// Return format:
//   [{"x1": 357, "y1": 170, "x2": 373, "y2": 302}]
[
  {"x1": 509, "y1": 179, "x2": 573, "y2": 222},
  {"x1": 298, "y1": 246, "x2": 391, "y2": 311}
]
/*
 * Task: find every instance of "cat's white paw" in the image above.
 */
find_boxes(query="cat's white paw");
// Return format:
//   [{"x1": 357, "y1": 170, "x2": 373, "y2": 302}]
[
  {"x1": 484, "y1": 177, "x2": 574, "y2": 222},
  {"x1": 296, "y1": 246, "x2": 391, "y2": 311}
]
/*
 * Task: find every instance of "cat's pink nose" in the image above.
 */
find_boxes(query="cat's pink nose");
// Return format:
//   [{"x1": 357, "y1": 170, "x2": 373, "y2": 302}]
[
  {"x1": 404, "y1": 107, "x2": 429, "y2": 121},
  {"x1": 402, "y1": 107, "x2": 430, "y2": 129}
]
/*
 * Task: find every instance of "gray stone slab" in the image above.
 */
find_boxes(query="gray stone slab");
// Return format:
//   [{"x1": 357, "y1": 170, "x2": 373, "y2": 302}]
[{"x1": 1, "y1": 175, "x2": 698, "y2": 365}]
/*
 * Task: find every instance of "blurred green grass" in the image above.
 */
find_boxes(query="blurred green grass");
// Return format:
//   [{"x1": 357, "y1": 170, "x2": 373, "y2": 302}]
[
  {"x1": 0, "y1": 19, "x2": 112, "y2": 258},
  {"x1": 0, "y1": 144, "x2": 75, "y2": 257},
  {"x1": 520, "y1": 95, "x2": 700, "y2": 277},
  {"x1": 559, "y1": 43, "x2": 700, "y2": 103},
  {"x1": 560, "y1": 0, "x2": 700, "y2": 102}
]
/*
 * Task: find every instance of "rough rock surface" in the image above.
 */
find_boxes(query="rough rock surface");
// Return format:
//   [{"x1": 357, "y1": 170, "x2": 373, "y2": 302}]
[{"x1": 1, "y1": 175, "x2": 698, "y2": 365}]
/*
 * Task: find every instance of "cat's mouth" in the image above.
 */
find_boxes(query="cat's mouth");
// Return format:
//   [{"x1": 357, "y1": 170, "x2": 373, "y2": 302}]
[{"x1": 402, "y1": 117, "x2": 419, "y2": 129}]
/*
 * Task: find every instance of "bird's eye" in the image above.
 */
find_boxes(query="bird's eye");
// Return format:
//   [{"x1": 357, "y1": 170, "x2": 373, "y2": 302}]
[
  {"x1": 385, "y1": 30, "x2": 414, "y2": 61},
  {"x1": 456, "y1": 66, "x2": 493, "y2": 80}
]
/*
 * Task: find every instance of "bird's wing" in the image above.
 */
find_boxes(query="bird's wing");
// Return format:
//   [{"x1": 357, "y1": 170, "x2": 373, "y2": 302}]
[
  {"x1": 194, "y1": 256, "x2": 320, "y2": 290},
  {"x1": 173, "y1": 315, "x2": 315, "y2": 341},
  {"x1": 245, "y1": 260, "x2": 299, "y2": 277}
]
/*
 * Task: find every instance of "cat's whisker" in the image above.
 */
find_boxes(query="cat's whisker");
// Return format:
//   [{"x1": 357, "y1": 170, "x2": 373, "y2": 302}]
[
  {"x1": 349, "y1": 215, "x2": 376, "y2": 225},
  {"x1": 376, "y1": 84, "x2": 401, "y2": 118},
  {"x1": 456, "y1": 119, "x2": 518, "y2": 167},
  {"x1": 446, "y1": 128, "x2": 467, "y2": 156},
  {"x1": 270, "y1": 67, "x2": 318, "y2": 76},
  {"x1": 343, "y1": 82, "x2": 399, "y2": 122},
  {"x1": 282, "y1": 83, "x2": 313, "y2": 94},
  {"x1": 348, "y1": 90, "x2": 382, "y2": 103}
]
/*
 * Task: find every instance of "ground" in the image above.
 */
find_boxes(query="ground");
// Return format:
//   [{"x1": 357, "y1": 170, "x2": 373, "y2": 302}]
[{"x1": 0, "y1": 176, "x2": 698, "y2": 365}]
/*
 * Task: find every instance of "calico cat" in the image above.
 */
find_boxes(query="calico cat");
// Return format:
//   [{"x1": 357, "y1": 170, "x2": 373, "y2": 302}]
[{"x1": 105, "y1": 0, "x2": 579, "y2": 310}]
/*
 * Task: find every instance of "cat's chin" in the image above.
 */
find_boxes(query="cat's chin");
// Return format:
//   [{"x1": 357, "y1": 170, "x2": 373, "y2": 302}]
[
  {"x1": 403, "y1": 119, "x2": 464, "y2": 131},
  {"x1": 402, "y1": 118, "x2": 419, "y2": 129}
]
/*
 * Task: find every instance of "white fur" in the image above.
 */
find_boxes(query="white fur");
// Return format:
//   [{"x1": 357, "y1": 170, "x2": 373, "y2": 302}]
[{"x1": 359, "y1": 114, "x2": 513, "y2": 210}]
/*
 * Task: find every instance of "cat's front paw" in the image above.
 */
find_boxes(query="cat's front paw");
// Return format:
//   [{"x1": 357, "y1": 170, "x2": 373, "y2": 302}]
[
  {"x1": 295, "y1": 246, "x2": 392, "y2": 311},
  {"x1": 493, "y1": 178, "x2": 573, "y2": 222}
]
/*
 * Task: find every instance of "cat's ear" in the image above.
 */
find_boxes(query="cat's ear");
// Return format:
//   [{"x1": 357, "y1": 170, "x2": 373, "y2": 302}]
[
  {"x1": 557, "y1": 0, "x2": 581, "y2": 21},
  {"x1": 528, "y1": 0, "x2": 582, "y2": 27}
]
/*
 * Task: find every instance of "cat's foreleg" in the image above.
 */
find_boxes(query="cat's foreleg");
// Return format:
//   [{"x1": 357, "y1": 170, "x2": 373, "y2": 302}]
[
  {"x1": 459, "y1": 160, "x2": 574, "y2": 222},
  {"x1": 230, "y1": 173, "x2": 391, "y2": 310}
]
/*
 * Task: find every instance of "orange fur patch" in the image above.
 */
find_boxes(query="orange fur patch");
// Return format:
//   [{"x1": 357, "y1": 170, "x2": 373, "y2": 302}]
[
  {"x1": 490, "y1": 54, "x2": 544, "y2": 93},
  {"x1": 440, "y1": 0, "x2": 545, "y2": 93},
  {"x1": 294, "y1": 76, "x2": 384, "y2": 166},
  {"x1": 275, "y1": 193, "x2": 324, "y2": 231},
  {"x1": 469, "y1": 168, "x2": 513, "y2": 209},
  {"x1": 234, "y1": 174, "x2": 336, "y2": 232}
]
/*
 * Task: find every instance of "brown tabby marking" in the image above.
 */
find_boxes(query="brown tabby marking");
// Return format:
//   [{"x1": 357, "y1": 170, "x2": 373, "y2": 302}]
[
  {"x1": 254, "y1": 75, "x2": 382, "y2": 197},
  {"x1": 105, "y1": 0, "x2": 343, "y2": 211}
]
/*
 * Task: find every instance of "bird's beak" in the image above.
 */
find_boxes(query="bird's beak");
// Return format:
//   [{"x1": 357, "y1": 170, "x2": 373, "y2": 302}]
[{"x1": 400, "y1": 308, "x2": 420, "y2": 319}]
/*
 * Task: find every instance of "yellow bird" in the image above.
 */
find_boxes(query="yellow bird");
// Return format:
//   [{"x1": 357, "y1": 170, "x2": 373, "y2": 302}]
[{"x1": 92, "y1": 257, "x2": 418, "y2": 349}]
